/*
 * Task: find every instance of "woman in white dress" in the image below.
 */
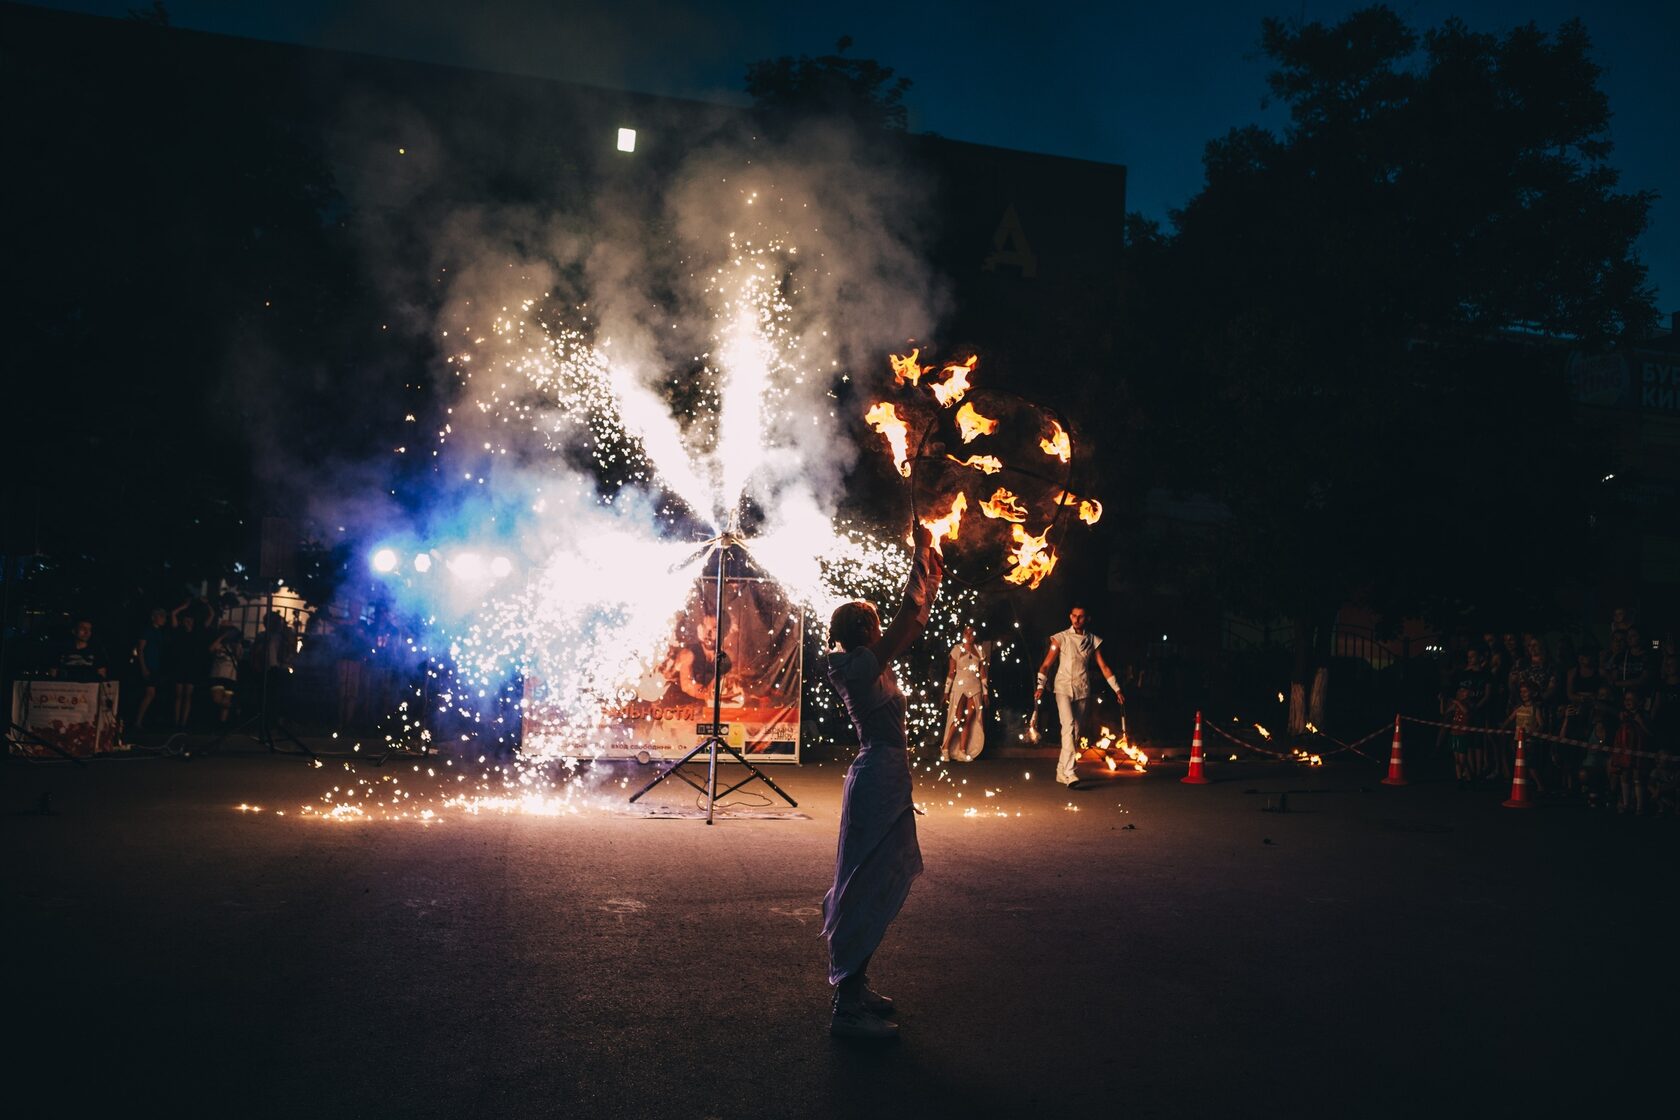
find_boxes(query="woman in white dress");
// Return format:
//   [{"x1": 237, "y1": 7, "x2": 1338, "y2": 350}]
[
  {"x1": 940, "y1": 625, "x2": 989, "y2": 762},
  {"x1": 822, "y1": 526, "x2": 943, "y2": 1040}
]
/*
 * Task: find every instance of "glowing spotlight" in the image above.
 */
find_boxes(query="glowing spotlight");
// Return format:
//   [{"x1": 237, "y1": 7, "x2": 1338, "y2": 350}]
[
  {"x1": 413, "y1": 553, "x2": 433, "y2": 573},
  {"x1": 448, "y1": 551, "x2": 485, "y2": 581},
  {"x1": 490, "y1": 555, "x2": 514, "y2": 579},
  {"x1": 371, "y1": 548, "x2": 398, "y2": 574},
  {"x1": 616, "y1": 127, "x2": 637, "y2": 153}
]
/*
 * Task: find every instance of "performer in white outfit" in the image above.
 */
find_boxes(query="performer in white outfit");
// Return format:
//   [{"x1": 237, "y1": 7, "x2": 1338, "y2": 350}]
[
  {"x1": 940, "y1": 625, "x2": 989, "y2": 762},
  {"x1": 1034, "y1": 605, "x2": 1124, "y2": 786},
  {"x1": 822, "y1": 525, "x2": 943, "y2": 1040}
]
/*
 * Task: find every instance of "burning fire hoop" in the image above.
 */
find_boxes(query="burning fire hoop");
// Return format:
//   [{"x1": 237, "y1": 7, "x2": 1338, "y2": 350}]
[{"x1": 903, "y1": 387, "x2": 1082, "y2": 590}]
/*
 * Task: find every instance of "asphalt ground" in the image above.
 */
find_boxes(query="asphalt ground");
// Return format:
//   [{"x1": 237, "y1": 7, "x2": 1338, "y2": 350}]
[{"x1": 5, "y1": 737, "x2": 1676, "y2": 1119}]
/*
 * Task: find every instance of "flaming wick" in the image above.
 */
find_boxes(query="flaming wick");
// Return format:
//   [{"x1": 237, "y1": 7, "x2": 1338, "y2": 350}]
[
  {"x1": 955, "y1": 401, "x2": 999, "y2": 443},
  {"x1": 930, "y1": 355, "x2": 978, "y2": 406},
  {"x1": 946, "y1": 453, "x2": 1003, "y2": 474},
  {"x1": 1040, "y1": 420, "x2": 1071, "y2": 462},
  {"x1": 864, "y1": 401, "x2": 912, "y2": 477},
  {"x1": 919, "y1": 491, "x2": 968, "y2": 555}
]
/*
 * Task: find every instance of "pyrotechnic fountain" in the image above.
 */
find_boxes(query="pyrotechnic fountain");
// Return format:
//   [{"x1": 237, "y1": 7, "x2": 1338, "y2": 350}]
[{"x1": 291, "y1": 182, "x2": 1108, "y2": 821}]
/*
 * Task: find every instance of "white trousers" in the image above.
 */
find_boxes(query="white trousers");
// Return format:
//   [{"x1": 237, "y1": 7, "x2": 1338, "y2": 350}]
[{"x1": 1055, "y1": 692, "x2": 1094, "y2": 784}]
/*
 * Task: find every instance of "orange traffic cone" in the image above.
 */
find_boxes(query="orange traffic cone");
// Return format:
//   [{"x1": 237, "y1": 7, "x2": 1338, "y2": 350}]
[
  {"x1": 1502, "y1": 728, "x2": 1536, "y2": 809},
  {"x1": 1181, "y1": 710, "x2": 1210, "y2": 784},
  {"x1": 1381, "y1": 714, "x2": 1407, "y2": 786}
]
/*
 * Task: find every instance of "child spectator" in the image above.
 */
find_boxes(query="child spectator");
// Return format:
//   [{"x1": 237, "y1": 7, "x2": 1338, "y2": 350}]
[
  {"x1": 1580, "y1": 714, "x2": 1610, "y2": 810},
  {"x1": 1451, "y1": 648, "x2": 1494, "y2": 781},
  {"x1": 1607, "y1": 688, "x2": 1650, "y2": 815},
  {"x1": 1443, "y1": 686, "x2": 1473, "y2": 785}
]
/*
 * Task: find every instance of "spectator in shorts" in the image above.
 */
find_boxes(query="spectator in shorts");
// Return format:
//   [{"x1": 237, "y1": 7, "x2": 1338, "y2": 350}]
[
  {"x1": 134, "y1": 607, "x2": 168, "y2": 731},
  {"x1": 1556, "y1": 650, "x2": 1601, "y2": 796},
  {"x1": 1451, "y1": 647, "x2": 1495, "y2": 782},
  {"x1": 166, "y1": 603, "x2": 208, "y2": 729},
  {"x1": 206, "y1": 625, "x2": 242, "y2": 724}
]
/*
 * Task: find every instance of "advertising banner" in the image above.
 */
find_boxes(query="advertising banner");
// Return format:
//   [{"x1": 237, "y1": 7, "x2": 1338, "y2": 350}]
[
  {"x1": 9, "y1": 680, "x2": 122, "y2": 757},
  {"x1": 524, "y1": 571, "x2": 802, "y2": 762}
]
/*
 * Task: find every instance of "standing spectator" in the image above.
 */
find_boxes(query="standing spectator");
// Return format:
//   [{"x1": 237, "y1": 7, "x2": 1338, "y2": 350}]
[
  {"x1": 1557, "y1": 650, "x2": 1602, "y2": 795},
  {"x1": 1647, "y1": 652, "x2": 1680, "y2": 814},
  {"x1": 1443, "y1": 686, "x2": 1473, "y2": 785},
  {"x1": 331, "y1": 614, "x2": 372, "y2": 729},
  {"x1": 1616, "y1": 626, "x2": 1653, "y2": 702},
  {"x1": 1580, "y1": 711, "x2": 1611, "y2": 810},
  {"x1": 249, "y1": 610, "x2": 296, "y2": 729},
  {"x1": 1607, "y1": 688, "x2": 1650, "y2": 815},
  {"x1": 52, "y1": 618, "x2": 108, "y2": 682},
  {"x1": 134, "y1": 607, "x2": 168, "y2": 731},
  {"x1": 206, "y1": 625, "x2": 242, "y2": 725},
  {"x1": 165, "y1": 602, "x2": 208, "y2": 729},
  {"x1": 1608, "y1": 605, "x2": 1632, "y2": 645},
  {"x1": 1516, "y1": 638, "x2": 1559, "y2": 786},
  {"x1": 1449, "y1": 647, "x2": 1494, "y2": 781},
  {"x1": 1601, "y1": 630, "x2": 1628, "y2": 684}
]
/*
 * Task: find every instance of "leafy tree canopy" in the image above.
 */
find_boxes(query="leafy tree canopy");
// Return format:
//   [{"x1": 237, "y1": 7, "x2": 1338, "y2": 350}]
[{"x1": 745, "y1": 36, "x2": 912, "y2": 131}]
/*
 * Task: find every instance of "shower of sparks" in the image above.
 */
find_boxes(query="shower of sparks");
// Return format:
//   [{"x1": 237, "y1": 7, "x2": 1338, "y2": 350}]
[{"x1": 282, "y1": 225, "x2": 1053, "y2": 821}]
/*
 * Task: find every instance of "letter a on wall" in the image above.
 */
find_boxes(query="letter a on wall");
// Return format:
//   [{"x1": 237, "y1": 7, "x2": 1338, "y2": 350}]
[{"x1": 983, "y1": 204, "x2": 1038, "y2": 278}]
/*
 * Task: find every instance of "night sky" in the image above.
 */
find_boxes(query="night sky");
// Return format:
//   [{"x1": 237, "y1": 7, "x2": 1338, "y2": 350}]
[{"x1": 32, "y1": 0, "x2": 1678, "y2": 316}]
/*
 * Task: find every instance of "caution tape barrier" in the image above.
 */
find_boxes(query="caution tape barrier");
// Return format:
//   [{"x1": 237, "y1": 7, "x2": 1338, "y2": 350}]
[{"x1": 1398, "y1": 714, "x2": 1667, "y2": 764}]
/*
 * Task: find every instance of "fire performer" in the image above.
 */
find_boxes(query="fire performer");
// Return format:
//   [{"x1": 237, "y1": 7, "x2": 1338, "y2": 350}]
[
  {"x1": 822, "y1": 524, "x2": 943, "y2": 1040},
  {"x1": 940, "y1": 625, "x2": 990, "y2": 763},
  {"x1": 1034, "y1": 605, "x2": 1125, "y2": 786}
]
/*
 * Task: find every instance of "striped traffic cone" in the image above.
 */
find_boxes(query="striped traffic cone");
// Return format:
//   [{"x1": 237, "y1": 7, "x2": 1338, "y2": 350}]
[
  {"x1": 1380, "y1": 714, "x2": 1407, "y2": 786},
  {"x1": 1181, "y1": 710, "x2": 1210, "y2": 784},
  {"x1": 1502, "y1": 728, "x2": 1536, "y2": 809}
]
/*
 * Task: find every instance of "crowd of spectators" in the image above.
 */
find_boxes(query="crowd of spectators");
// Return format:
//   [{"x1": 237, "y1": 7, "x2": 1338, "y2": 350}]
[
  {"x1": 12, "y1": 595, "x2": 419, "y2": 737},
  {"x1": 1440, "y1": 608, "x2": 1680, "y2": 815}
]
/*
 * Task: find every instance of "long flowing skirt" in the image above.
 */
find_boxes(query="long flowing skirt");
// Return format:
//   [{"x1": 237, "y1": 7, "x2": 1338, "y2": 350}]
[{"x1": 821, "y1": 745, "x2": 922, "y2": 984}]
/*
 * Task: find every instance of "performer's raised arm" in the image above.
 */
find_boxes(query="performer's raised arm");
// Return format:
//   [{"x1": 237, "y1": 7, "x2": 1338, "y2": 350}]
[{"x1": 868, "y1": 525, "x2": 943, "y2": 667}]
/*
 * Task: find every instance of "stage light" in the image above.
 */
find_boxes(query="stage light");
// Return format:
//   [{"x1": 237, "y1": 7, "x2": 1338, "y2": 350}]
[
  {"x1": 371, "y1": 548, "x2": 398, "y2": 574},
  {"x1": 616, "y1": 127, "x2": 637, "y2": 153},
  {"x1": 448, "y1": 551, "x2": 485, "y2": 581},
  {"x1": 413, "y1": 553, "x2": 433, "y2": 573},
  {"x1": 490, "y1": 555, "x2": 513, "y2": 579}
]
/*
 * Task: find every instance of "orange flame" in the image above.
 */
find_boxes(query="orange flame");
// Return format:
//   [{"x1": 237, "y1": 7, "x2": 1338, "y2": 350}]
[
  {"x1": 919, "y1": 491, "x2": 968, "y2": 555},
  {"x1": 946, "y1": 453, "x2": 1003, "y2": 474},
  {"x1": 1095, "y1": 726, "x2": 1149, "y2": 772},
  {"x1": 979, "y1": 487, "x2": 1028, "y2": 523},
  {"x1": 955, "y1": 401, "x2": 999, "y2": 443},
  {"x1": 1003, "y1": 523, "x2": 1057, "y2": 589},
  {"x1": 889, "y1": 348, "x2": 929, "y2": 386},
  {"x1": 1053, "y1": 490, "x2": 1103, "y2": 526},
  {"x1": 864, "y1": 402, "x2": 912, "y2": 478},
  {"x1": 1040, "y1": 420, "x2": 1071, "y2": 462},
  {"x1": 930, "y1": 355, "x2": 979, "y2": 406}
]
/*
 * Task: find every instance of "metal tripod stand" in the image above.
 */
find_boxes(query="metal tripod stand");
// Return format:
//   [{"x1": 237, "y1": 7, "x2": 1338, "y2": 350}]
[{"x1": 628, "y1": 529, "x2": 797, "y2": 824}]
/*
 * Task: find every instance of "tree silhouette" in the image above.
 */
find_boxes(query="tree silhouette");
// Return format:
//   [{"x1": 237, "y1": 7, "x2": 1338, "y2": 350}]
[
  {"x1": 1141, "y1": 5, "x2": 1655, "y2": 732},
  {"x1": 745, "y1": 36, "x2": 912, "y2": 131}
]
